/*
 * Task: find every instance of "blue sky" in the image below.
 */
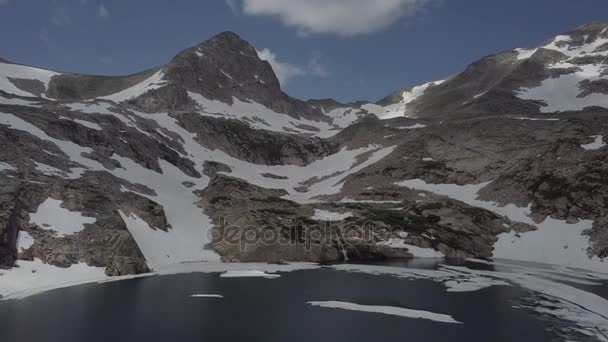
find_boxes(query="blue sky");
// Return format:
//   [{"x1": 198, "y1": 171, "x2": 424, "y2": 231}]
[{"x1": 1, "y1": 0, "x2": 607, "y2": 102}]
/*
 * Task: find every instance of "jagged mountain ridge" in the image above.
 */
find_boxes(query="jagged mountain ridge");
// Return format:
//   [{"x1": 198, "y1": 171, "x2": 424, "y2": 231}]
[
  {"x1": 0, "y1": 24, "x2": 607, "y2": 283},
  {"x1": 368, "y1": 21, "x2": 608, "y2": 118}
]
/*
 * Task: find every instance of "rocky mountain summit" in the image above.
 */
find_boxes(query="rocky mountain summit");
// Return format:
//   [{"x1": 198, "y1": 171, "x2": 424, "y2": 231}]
[{"x1": 0, "y1": 23, "x2": 607, "y2": 279}]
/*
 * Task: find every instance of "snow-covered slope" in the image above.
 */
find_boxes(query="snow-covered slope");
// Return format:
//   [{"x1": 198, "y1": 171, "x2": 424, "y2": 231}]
[
  {"x1": 362, "y1": 80, "x2": 445, "y2": 119},
  {"x1": 99, "y1": 70, "x2": 168, "y2": 103},
  {"x1": 0, "y1": 61, "x2": 60, "y2": 99},
  {"x1": 388, "y1": 22, "x2": 608, "y2": 117},
  {"x1": 517, "y1": 28, "x2": 608, "y2": 112}
]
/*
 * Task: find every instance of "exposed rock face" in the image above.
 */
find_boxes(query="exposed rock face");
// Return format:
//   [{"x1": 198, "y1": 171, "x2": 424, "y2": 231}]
[
  {"x1": 1, "y1": 24, "x2": 607, "y2": 276},
  {"x1": 178, "y1": 113, "x2": 338, "y2": 166},
  {"x1": 0, "y1": 182, "x2": 41, "y2": 268}
]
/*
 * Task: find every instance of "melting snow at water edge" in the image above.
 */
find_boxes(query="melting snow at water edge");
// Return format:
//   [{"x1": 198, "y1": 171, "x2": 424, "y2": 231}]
[{"x1": 395, "y1": 179, "x2": 607, "y2": 273}]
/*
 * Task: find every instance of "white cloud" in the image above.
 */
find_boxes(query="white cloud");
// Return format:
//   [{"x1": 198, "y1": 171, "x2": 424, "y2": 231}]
[
  {"x1": 98, "y1": 4, "x2": 110, "y2": 18},
  {"x1": 256, "y1": 48, "x2": 330, "y2": 85},
  {"x1": 256, "y1": 48, "x2": 305, "y2": 85},
  {"x1": 241, "y1": 0, "x2": 430, "y2": 36},
  {"x1": 0, "y1": 0, "x2": 9, "y2": 6},
  {"x1": 225, "y1": 0, "x2": 239, "y2": 15}
]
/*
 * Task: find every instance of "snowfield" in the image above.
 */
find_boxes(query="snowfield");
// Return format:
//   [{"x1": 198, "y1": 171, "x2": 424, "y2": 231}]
[
  {"x1": 29, "y1": 198, "x2": 97, "y2": 237},
  {"x1": 362, "y1": 80, "x2": 444, "y2": 120},
  {"x1": 311, "y1": 209, "x2": 353, "y2": 221},
  {"x1": 581, "y1": 135, "x2": 606, "y2": 150},
  {"x1": 514, "y1": 48, "x2": 538, "y2": 60},
  {"x1": 0, "y1": 62, "x2": 60, "y2": 98},
  {"x1": 188, "y1": 91, "x2": 337, "y2": 137},
  {"x1": 377, "y1": 238, "x2": 445, "y2": 258},
  {"x1": 100, "y1": 70, "x2": 168, "y2": 103},
  {"x1": 517, "y1": 33, "x2": 608, "y2": 112},
  {"x1": 396, "y1": 179, "x2": 607, "y2": 273}
]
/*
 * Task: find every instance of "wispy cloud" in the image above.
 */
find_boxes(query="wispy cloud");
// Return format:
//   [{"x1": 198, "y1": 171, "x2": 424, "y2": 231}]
[
  {"x1": 257, "y1": 48, "x2": 330, "y2": 85},
  {"x1": 256, "y1": 48, "x2": 305, "y2": 85},
  {"x1": 98, "y1": 4, "x2": 110, "y2": 18},
  {"x1": 79, "y1": 0, "x2": 88, "y2": 6},
  {"x1": 241, "y1": 0, "x2": 433, "y2": 36},
  {"x1": 0, "y1": 0, "x2": 9, "y2": 6},
  {"x1": 225, "y1": 0, "x2": 239, "y2": 15}
]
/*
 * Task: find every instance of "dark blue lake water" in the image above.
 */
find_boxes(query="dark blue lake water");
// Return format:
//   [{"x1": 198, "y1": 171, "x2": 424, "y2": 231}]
[{"x1": 1, "y1": 260, "x2": 606, "y2": 342}]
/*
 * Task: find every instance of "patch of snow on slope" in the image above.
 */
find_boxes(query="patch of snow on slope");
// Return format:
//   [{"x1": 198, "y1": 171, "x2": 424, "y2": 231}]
[
  {"x1": 377, "y1": 238, "x2": 445, "y2": 258},
  {"x1": 60, "y1": 117, "x2": 102, "y2": 130},
  {"x1": 517, "y1": 64, "x2": 608, "y2": 112},
  {"x1": 0, "y1": 96, "x2": 41, "y2": 106},
  {"x1": 581, "y1": 135, "x2": 606, "y2": 150},
  {"x1": 362, "y1": 80, "x2": 444, "y2": 120},
  {"x1": 188, "y1": 92, "x2": 337, "y2": 137},
  {"x1": 512, "y1": 117, "x2": 560, "y2": 121},
  {"x1": 74, "y1": 119, "x2": 102, "y2": 130},
  {"x1": 395, "y1": 179, "x2": 606, "y2": 273},
  {"x1": 34, "y1": 162, "x2": 67, "y2": 177},
  {"x1": 307, "y1": 301, "x2": 462, "y2": 324},
  {"x1": 544, "y1": 34, "x2": 608, "y2": 57},
  {"x1": 473, "y1": 91, "x2": 487, "y2": 99},
  {"x1": 219, "y1": 145, "x2": 396, "y2": 204},
  {"x1": 0, "y1": 162, "x2": 15, "y2": 171},
  {"x1": 67, "y1": 102, "x2": 153, "y2": 138},
  {"x1": 17, "y1": 231, "x2": 34, "y2": 252},
  {"x1": 324, "y1": 107, "x2": 365, "y2": 128},
  {"x1": 220, "y1": 70, "x2": 233, "y2": 80},
  {"x1": 0, "y1": 63, "x2": 60, "y2": 98},
  {"x1": 100, "y1": 70, "x2": 167, "y2": 103},
  {"x1": 1, "y1": 113, "x2": 100, "y2": 178},
  {"x1": 397, "y1": 123, "x2": 427, "y2": 130},
  {"x1": 29, "y1": 198, "x2": 96, "y2": 237},
  {"x1": 516, "y1": 32, "x2": 608, "y2": 112},
  {"x1": 514, "y1": 48, "x2": 538, "y2": 60},
  {"x1": 312, "y1": 209, "x2": 353, "y2": 221},
  {"x1": 68, "y1": 102, "x2": 119, "y2": 115}
]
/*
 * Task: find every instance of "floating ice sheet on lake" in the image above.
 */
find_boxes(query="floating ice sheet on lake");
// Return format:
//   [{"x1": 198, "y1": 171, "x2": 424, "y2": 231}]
[
  {"x1": 307, "y1": 301, "x2": 462, "y2": 324},
  {"x1": 220, "y1": 270, "x2": 281, "y2": 279}
]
